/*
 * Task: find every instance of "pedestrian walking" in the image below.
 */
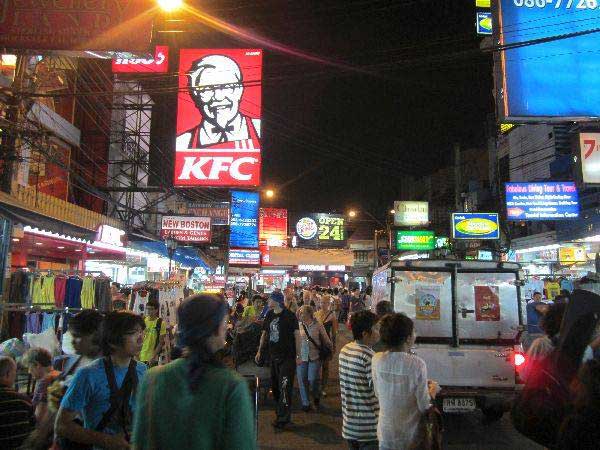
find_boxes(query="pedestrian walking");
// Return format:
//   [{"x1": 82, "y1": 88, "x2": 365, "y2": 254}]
[
  {"x1": 315, "y1": 295, "x2": 338, "y2": 396},
  {"x1": 339, "y1": 289, "x2": 351, "y2": 324},
  {"x1": 339, "y1": 310, "x2": 380, "y2": 450},
  {"x1": 371, "y1": 313, "x2": 439, "y2": 450},
  {"x1": 56, "y1": 311, "x2": 147, "y2": 450},
  {"x1": 255, "y1": 291, "x2": 301, "y2": 429},
  {"x1": 132, "y1": 294, "x2": 256, "y2": 450},
  {"x1": 139, "y1": 298, "x2": 167, "y2": 366},
  {"x1": 0, "y1": 356, "x2": 35, "y2": 450},
  {"x1": 297, "y1": 305, "x2": 332, "y2": 411}
]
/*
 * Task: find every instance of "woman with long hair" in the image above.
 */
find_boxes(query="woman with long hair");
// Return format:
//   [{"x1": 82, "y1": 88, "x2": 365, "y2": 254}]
[{"x1": 132, "y1": 294, "x2": 256, "y2": 450}]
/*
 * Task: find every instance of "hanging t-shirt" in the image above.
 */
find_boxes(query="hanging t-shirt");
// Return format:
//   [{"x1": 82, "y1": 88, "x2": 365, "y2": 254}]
[
  {"x1": 65, "y1": 277, "x2": 83, "y2": 309},
  {"x1": 545, "y1": 281, "x2": 561, "y2": 301},
  {"x1": 523, "y1": 279, "x2": 545, "y2": 300},
  {"x1": 80, "y1": 277, "x2": 95, "y2": 309},
  {"x1": 140, "y1": 317, "x2": 167, "y2": 362},
  {"x1": 132, "y1": 290, "x2": 150, "y2": 315},
  {"x1": 54, "y1": 277, "x2": 67, "y2": 307}
]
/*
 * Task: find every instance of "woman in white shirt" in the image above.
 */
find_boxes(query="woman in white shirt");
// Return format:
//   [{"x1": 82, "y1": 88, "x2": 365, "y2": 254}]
[{"x1": 371, "y1": 313, "x2": 438, "y2": 450}]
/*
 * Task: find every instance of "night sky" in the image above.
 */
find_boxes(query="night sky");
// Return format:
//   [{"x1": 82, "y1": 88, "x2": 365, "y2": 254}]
[{"x1": 172, "y1": 0, "x2": 494, "y2": 217}]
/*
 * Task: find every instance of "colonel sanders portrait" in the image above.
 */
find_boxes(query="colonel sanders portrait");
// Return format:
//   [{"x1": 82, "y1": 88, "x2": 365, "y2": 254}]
[{"x1": 176, "y1": 54, "x2": 261, "y2": 149}]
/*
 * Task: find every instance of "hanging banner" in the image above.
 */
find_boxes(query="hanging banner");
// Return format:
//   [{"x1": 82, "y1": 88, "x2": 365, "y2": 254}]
[
  {"x1": 160, "y1": 216, "x2": 212, "y2": 243},
  {"x1": 0, "y1": 1, "x2": 154, "y2": 51},
  {"x1": 112, "y1": 46, "x2": 169, "y2": 74},
  {"x1": 174, "y1": 49, "x2": 262, "y2": 187},
  {"x1": 230, "y1": 190, "x2": 259, "y2": 248},
  {"x1": 474, "y1": 285, "x2": 500, "y2": 322},
  {"x1": 259, "y1": 208, "x2": 288, "y2": 247},
  {"x1": 415, "y1": 285, "x2": 441, "y2": 321}
]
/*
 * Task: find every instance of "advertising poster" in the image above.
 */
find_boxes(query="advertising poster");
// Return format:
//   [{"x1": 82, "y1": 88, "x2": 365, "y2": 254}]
[
  {"x1": 505, "y1": 182, "x2": 579, "y2": 221},
  {"x1": 415, "y1": 286, "x2": 441, "y2": 321},
  {"x1": 496, "y1": 1, "x2": 600, "y2": 119},
  {"x1": 0, "y1": 1, "x2": 153, "y2": 51},
  {"x1": 174, "y1": 49, "x2": 262, "y2": 187},
  {"x1": 579, "y1": 133, "x2": 600, "y2": 184},
  {"x1": 474, "y1": 285, "x2": 500, "y2": 322},
  {"x1": 259, "y1": 208, "x2": 288, "y2": 247},
  {"x1": 28, "y1": 142, "x2": 70, "y2": 201},
  {"x1": 160, "y1": 216, "x2": 211, "y2": 243},
  {"x1": 230, "y1": 190, "x2": 259, "y2": 248},
  {"x1": 112, "y1": 46, "x2": 169, "y2": 74},
  {"x1": 293, "y1": 213, "x2": 346, "y2": 248},
  {"x1": 452, "y1": 213, "x2": 499, "y2": 240}
]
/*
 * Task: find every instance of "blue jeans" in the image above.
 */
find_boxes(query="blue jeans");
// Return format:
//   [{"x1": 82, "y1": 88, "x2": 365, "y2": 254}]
[{"x1": 296, "y1": 359, "x2": 321, "y2": 407}]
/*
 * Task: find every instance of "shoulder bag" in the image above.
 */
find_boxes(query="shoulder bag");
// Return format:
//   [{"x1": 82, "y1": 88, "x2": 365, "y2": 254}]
[
  {"x1": 409, "y1": 405, "x2": 443, "y2": 450},
  {"x1": 302, "y1": 323, "x2": 332, "y2": 361}
]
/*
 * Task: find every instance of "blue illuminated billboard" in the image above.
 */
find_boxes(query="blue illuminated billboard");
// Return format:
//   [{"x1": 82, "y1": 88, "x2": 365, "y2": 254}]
[
  {"x1": 496, "y1": 1, "x2": 600, "y2": 120},
  {"x1": 452, "y1": 213, "x2": 500, "y2": 240},
  {"x1": 505, "y1": 182, "x2": 579, "y2": 221},
  {"x1": 230, "y1": 191, "x2": 259, "y2": 248}
]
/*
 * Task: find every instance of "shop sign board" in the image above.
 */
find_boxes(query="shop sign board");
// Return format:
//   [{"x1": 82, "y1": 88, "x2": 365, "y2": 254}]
[
  {"x1": 559, "y1": 246, "x2": 587, "y2": 265},
  {"x1": 259, "y1": 208, "x2": 288, "y2": 247},
  {"x1": 476, "y1": 12, "x2": 492, "y2": 35},
  {"x1": 505, "y1": 182, "x2": 579, "y2": 221},
  {"x1": 452, "y1": 213, "x2": 500, "y2": 240},
  {"x1": 112, "y1": 46, "x2": 169, "y2": 74},
  {"x1": 579, "y1": 133, "x2": 600, "y2": 185},
  {"x1": 396, "y1": 230, "x2": 435, "y2": 251},
  {"x1": 160, "y1": 216, "x2": 211, "y2": 243},
  {"x1": 297, "y1": 265, "x2": 346, "y2": 272},
  {"x1": 174, "y1": 49, "x2": 262, "y2": 187},
  {"x1": 96, "y1": 225, "x2": 125, "y2": 247},
  {"x1": 495, "y1": 0, "x2": 600, "y2": 120},
  {"x1": 0, "y1": 1, "x2": 153, "y2": 51},
  {"x1": 293, "y1": 213, "x2": 346, "y2": 248},
  {"x1": 393, "y1": 201, "x2": 428, "y2": 226},
  {"x1": 229, "y1": 248, "x2": 260, "y2": 266},
  {"x1": 187, "y1": 202, "x2": 230, "y2": 225},
  {"x1": 230, "y1": 191, "x2": 259, "y2": 248},
  {"x1": 477, "y1": 250, "x2": 493, "y2": 261}
]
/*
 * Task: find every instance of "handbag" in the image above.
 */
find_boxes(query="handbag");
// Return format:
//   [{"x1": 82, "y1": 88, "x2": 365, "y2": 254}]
[
  {"x1": 302, "y1": 323, "x2": 332, "y2": 361},
  {"x1": 409, "y1": 405, "x2": 443, "y2": 450}
]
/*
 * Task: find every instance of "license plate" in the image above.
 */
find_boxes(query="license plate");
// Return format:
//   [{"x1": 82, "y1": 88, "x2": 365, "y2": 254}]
[{"x1": 442, "y1": 397, "x2": 476, "y2": 412}]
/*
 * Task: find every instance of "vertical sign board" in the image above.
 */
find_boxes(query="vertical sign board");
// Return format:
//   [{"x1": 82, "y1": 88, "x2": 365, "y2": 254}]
[
  {"x1": 452, "y1": 213, "x2": 500, "y2": 240},
  {"x1": 505, "y1": 182, "x2": 579, "y2": 221},
  {"x1": 579, "y1": 133, "x2": 600, "y2": 185},
  {"x1": 174, "y1": 49, "x2": 263, "y2": 187},
  {"x1": 259, "y1": 208, "x2": 288, "y2": 247},
  {"x1": 230, "y1": 191, "x2": 259, "y2": 248},
  {"x1": 495, "y1": 1, "x2": 600, "y2": 120},
  {"x1": 0, "y1": 1, "x2": 153, "y2": 51}
]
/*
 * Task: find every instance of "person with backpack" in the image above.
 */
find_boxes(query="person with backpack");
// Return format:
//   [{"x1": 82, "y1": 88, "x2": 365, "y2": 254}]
[
  {"x1": 139, "y1": 299, "x2": 166, "y2": 367},
  {"x1": 56, "y1": 311, "x2": 147, "y2": 450}
]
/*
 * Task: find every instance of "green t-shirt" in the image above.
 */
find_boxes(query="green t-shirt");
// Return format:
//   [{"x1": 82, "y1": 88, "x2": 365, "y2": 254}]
[
  {"x1": 140, "y1": 317, "x2": 167, "y2": 362},
  {"x1": 242, "y1": 305, "x2": 257, "y2": 319},
  {"x1": 132, "y1": 359, "x2": 256, "y2": 450}
]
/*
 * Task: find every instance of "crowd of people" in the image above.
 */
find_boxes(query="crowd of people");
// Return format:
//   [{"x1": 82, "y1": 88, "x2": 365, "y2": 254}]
[{"x1": 2, "y1": 283, "x2": 599, "y2": 450}]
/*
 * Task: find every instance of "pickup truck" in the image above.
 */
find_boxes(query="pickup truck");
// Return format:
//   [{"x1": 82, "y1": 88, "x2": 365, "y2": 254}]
[{"x1": 372, "y1": 259, "x2": 526, "y2": 421}]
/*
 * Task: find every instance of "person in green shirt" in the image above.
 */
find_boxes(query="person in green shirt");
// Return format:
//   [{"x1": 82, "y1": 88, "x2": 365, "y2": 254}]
[
  {"x1": 139, "y1": 299, "x2": 167, "y2": 366},
  {"x1": 132, "y1": 294, "x2": 256, "y2": 450}
]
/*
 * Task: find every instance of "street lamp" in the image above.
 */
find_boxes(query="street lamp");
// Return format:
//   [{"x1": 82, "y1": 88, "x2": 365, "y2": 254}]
[
  {"x1": 157, "y1": 0, "x2": 183, "y2": 12},
  {"x1": 348, "y1": 210, "x2": 357, "y2": 218},
  {"x1": 265, "y1": 189, "x2": 275, "y2": 199},
  {"x1": 165, "y1": 234, "x2": 178, "y2": 278}
]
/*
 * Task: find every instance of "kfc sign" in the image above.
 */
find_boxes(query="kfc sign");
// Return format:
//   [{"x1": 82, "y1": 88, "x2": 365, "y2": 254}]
[
  {"x1": 174, "y1": 49, "x2": 262, "y2": 187},
  {"x1": 112, "y1": 46, "x2": 169, "y2": 74},
  {"x1": 160, "y1": 216, "x2": 211, "y2": 243}
]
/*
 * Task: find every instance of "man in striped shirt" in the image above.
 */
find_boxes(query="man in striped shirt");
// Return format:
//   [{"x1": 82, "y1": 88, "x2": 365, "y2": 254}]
[
  {"x1": 0, "y1": 356, "x2": 35, "y2": 449},
  {"x1": 339, "y1": 310, "x2": 380, "y2": 450}
]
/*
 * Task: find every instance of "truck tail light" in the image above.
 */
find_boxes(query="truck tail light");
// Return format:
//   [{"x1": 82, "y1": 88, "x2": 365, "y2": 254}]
[{"x1": 513, "y1": 352, "x2": 526, "y2": 367}]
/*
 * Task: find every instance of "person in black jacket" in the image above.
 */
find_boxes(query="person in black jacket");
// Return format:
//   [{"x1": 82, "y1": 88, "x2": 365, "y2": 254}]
[{"x1": 557, "y1": 358, "x2": 600, "y2": 449}]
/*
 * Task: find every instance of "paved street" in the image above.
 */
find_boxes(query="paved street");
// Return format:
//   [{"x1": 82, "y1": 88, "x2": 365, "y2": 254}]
[{"x1": 257, "y1": 327, "x2": 543, "y2": 450}]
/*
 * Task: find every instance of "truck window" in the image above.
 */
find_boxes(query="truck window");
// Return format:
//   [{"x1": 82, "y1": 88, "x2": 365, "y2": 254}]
[
  {"x1": 392, "y1": 271, "x2": 452, "y2": 339},
  {"x1": 456, "y1": 272, "x2": 520, "y2": 342}
]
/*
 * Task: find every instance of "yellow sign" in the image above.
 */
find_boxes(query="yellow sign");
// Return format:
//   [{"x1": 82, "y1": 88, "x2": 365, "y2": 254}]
[
  {"x1": 455, "y1": 218, "x2": 498, "y2": 236},
  {"x1": 559, "y1": 246, "x2": 587, "y2": 264},
  {"x1": 476, "y1": 0, "x2": 491, "y2": 7}
]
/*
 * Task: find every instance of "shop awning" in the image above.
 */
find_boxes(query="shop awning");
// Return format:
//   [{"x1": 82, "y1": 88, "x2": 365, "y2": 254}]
[
  {"x1": 129, "y1": 241, "x2": 209, "y2": 269},
  {"x1": 268, "y1": 247, "x2": 354, "y2": 266},
  {"x1": 0, "y1": 202, "x2": 96, "y2": 241}
]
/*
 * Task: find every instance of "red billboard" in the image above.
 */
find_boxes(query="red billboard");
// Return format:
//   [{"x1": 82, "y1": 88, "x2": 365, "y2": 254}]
[
  {"x1": 112, "y1": 46, "x2": 169, "y2": 74},
  {"x1": 0, "y1": 1, "x2": 154, "y2": 51},
  {"x1": 160, "y1": 216, "x2": 212, "y2": 243},
  {"x1": 259, "y1": 208, "x2": 287, "y2": 247},
  {"x1": 174, "y1": 49, "x2": 262, "y2": 187}
]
